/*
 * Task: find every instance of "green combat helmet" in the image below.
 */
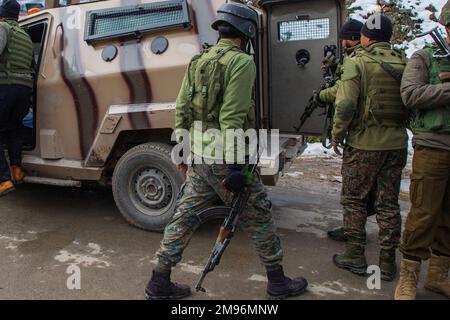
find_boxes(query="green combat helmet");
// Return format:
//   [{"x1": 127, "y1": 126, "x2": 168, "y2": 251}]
[
  {"x1": 212, "y1": 2, "x2": 258, "y2": 39},
  {"x1": 439, "y1": 1, "x2": 450, "y2": 26}
]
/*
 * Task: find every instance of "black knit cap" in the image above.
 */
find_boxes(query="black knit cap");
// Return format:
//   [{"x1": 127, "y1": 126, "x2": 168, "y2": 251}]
[
  {"x1": 339, "y1": 19, "x2": 364, "y2": 40},
  {"x1": 361, "y1": 14, "x2": 393, "y2": 43},
  {"x1": 0, "y1": 0, "x2": 20, "y2": 21}
]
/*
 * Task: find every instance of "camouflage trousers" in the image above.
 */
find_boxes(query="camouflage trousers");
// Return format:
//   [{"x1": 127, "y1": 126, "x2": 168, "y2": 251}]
[
  {"x1": 341, "y1": 146, "x2": 407, "y2": 250},
  {"x1": 156, "y1": 164, "x2": 284, "y2": 270}
]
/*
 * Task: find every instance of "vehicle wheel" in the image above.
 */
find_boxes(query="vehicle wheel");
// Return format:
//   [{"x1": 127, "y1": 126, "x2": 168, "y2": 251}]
[{"x1": 112, "y1": 142, "x2": 183, "y2": 231}]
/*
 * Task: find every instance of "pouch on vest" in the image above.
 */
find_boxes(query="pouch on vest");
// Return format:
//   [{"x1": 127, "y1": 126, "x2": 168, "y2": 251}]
[
  {"x1": 358, "y1": 50, "x2": 408, "y2": 129},
  {"x1": 182, "y1": 44, "x2": 242, "y2": 130},
  {"x1": 0, "y1": 21, "x2": 34, "y2": 87},
  {"x1": 411, "y1": 47, "x2": 450, "y2": 134}
]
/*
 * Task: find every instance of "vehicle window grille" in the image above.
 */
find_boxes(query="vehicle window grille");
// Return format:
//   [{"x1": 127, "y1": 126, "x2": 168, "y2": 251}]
[
  {"x1": 84, "y1": 0, "x2": 190, "y2": 43},
  {"x1": 278, "y1": 18, "x2": 330, "y2": 42}
]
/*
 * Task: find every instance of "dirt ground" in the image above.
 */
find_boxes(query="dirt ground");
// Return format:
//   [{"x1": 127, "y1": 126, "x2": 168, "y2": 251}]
[
  {"x1": 0, "y1": 156, "x2": 444, "y2": 300},
  {"x1": 272, "y1": 155, "x2": 412, "y2": 201}
]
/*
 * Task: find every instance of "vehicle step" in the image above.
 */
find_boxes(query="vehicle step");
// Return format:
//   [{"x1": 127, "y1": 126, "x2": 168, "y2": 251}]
[{"x1": 23, "y1": 176, "x2": 82, "y2": 188}]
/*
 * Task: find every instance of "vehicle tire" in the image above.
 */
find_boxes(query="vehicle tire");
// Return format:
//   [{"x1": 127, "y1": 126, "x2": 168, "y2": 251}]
[{"x1": 112, "y1": 142, "x2": 183, "y2": 231}]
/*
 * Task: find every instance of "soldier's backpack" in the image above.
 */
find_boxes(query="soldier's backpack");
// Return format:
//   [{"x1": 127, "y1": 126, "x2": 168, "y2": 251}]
[
  {"x1": 0, "y1": 20, "x2": 34, "y2": 85},
  {"x1": 182, "y1": 44, "x2": 243, "y2": 130}
]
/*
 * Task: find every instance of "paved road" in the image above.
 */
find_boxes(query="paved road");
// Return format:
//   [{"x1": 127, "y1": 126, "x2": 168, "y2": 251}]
[{"x1": 0, "y1": 181, "x2": 444, "y2": 300}]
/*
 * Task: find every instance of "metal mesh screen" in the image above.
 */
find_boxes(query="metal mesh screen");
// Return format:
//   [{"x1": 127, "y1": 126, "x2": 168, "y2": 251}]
[
  {"x1": 85, "y1": 0, "x2": 190, "y2": 43},
  {"x1": 279, "y1": 18, "x2": 330, "y2": 42}
]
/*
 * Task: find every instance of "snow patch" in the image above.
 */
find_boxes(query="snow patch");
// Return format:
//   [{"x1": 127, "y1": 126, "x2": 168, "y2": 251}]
[
  {"x1": 248, "y1": 274, "x2": 267, "y2": 282},
  {"x1": 309, "y1": 281, "x2": 347, "y2": 296},
  {"x1": 401, "y1": 179, "x2": 410, "y2": 193},
  {"x1": 179, "y1": 262, "x2": 204, "y2": 275},
  {"x1": 310, "y1": 279, "x2": 381, "y2": 297},
  {"x1": 54, "y1": 242, "x2": 111, "y2": 268},
  {"x1": 285, "y1": 171, "x2": 304, "y2": 178},
  {"x1": 54, "y1": 250, "x2": 111, "y2": 268},
  {"x1": 303, "y1": 143, "x2": 339, "y2": 158},
  {"x1": 0, "y1": 235, "x2": 28, "y2": 251},
  {"x1": 87, "y1": 243, "x2": 102, "y2": 255},
  {"x1": 351, "y1": 0, "x2": 448, "y2": 57}
]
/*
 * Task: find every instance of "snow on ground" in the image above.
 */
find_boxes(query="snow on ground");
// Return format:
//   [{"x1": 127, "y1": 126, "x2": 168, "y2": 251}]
[
  {"x1": 304, "y1": 130, "x2": 414, "y2": 159},
  {"x1": 303, "y1": 141, "x2": 339, "y2": 158},
  {"x1": 350, "y1": 0, "x2": 448, "y2": 56},
  {"x1": 303, "y1": 130, "x2": 414, "y2": 194}
]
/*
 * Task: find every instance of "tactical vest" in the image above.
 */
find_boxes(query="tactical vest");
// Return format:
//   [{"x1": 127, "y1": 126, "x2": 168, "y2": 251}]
[
  {"x1": 411, "y1": 46, "x2": 450, "y2": 134},
  {"x1": 356, "y1": 45, "x2": 408, "y2": 129},
  {"x1": 0, "y1": 20, "x2": 34, "y2": 88},
  {"x1": 181, "y1": 44, "x2": 243, "y2": 130}
]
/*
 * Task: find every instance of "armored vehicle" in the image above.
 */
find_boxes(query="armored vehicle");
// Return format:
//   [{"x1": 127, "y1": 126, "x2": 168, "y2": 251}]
[{"x1": 17, "y1": 0, "x2": 346, "y2": 230}]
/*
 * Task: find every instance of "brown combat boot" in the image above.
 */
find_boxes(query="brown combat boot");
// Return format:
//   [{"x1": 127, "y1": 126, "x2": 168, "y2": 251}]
[
  {"x1": 10, "y1": 165, "x2": 25, "y2": 184},
  {"x1": 394, "y1": 259, "x2": 421, "y2": 300},
  {"x1": 0, "y1": 180, "x2": 15, "y2": 197},
  {"x1": 424, "y1": 253, "x2": 450, "y2": 299}
]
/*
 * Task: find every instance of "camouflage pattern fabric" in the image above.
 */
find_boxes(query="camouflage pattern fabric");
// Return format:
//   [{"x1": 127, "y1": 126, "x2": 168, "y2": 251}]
[
  {"x1": 156, "y1": 164, "x2": 283, "y2": 270},
  {"x1": 341, "y1": 146, "x2": 407, "y2": 250}
]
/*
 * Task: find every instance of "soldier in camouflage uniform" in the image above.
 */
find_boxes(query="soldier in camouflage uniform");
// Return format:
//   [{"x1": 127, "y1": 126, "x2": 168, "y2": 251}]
[
  {"x1": 315, "y1": 19, "x2": 380, "y2": 243},
  {"x1": 331, "y1": 14, "x2": 408, "y2": 281},
  {"x1": 318, "y1": 19, "x2": 363, "y2": 106},
  {"x1": 395, "y1": 2, "x2": 450, "y2": 300},
  {"x1": 145, "y1": 2, "x2": 308, "y2": 300},
  {"x1": 0, "y1": 0, "x2": 34, "y2": 197}
]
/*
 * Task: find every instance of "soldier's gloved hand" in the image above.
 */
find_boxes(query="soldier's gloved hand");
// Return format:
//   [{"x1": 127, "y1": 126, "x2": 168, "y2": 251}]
[
  {"x1": 313, "y1": 91, "x2": 326, "y2": 108},
  {"x1": 222, "y1": 165, "x2": 246, "y2": 194}
]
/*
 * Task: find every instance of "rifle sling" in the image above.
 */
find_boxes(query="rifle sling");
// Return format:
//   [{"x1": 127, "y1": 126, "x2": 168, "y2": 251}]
[{"x1": 361, "y1": 52, "x2": 404, "y2": 85}]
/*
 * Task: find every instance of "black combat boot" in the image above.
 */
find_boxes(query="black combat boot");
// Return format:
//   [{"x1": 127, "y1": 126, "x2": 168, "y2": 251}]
[
  {"x1": 145, "y1": 270, "x2": 191, "y2": 300},
  {"x1": 380, "y1": 249, "x2": 397, "y2": 282},
  {"x1": 333, "y1": 243, "x2": 367, "y2": 275},
  {"x1": 266, "y1": 266, "x2": 308, "y2": 300},
  {"x1": 327, "y1": 227, "x2": 348, "y2": 242}
]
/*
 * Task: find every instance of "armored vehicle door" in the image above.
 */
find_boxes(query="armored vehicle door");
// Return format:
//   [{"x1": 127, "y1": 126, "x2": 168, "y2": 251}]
[
  {"x1": 261, "y1": 0, "x2": 343, "y2": 135},
  {"x1": 20, "y1": 16, "x2": 50, "y2": 151}
]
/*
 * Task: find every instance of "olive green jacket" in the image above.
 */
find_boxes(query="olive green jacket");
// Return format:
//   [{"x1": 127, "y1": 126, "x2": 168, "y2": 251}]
[
  {"x1": 332, "y1": 42, "x2": 408, "y2": 151},
  {"x1": 319, "y1": 44, "x2": 362, "y2": 104},
  {"x1": 175, "y1": 39, "x2": 256, "y2": 161},
  {"x1": 401, "y1": 49, "x2": 450, "y2": 151}
]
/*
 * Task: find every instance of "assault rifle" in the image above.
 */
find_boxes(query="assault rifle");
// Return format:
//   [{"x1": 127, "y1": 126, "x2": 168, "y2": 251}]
[
  {"x1": 294, "y1": 45, "x2": 338, "y2": 148},
  {"x1": 418, "y1": 26, "x2": 450, "y2": 59},
  {"x1": 293, "y1": 76, "x2": 335, "y2": 132},
  {"x1": 195, "y1": 162, "x2": 259, "y2": 293}
]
